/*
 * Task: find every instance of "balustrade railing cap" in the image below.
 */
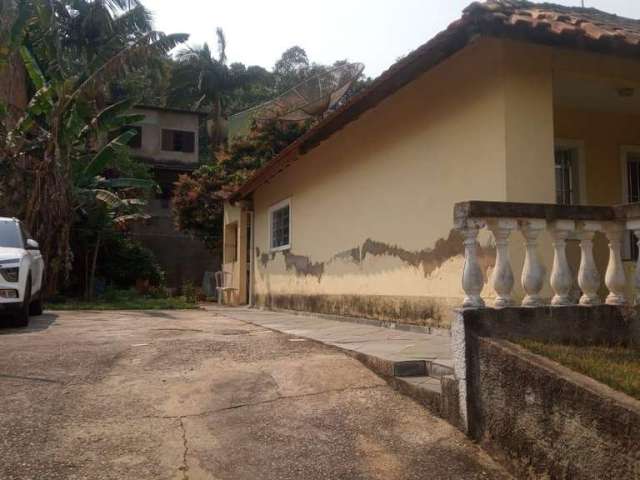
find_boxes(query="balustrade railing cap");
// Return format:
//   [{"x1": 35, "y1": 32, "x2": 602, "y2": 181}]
[{"x1": 452, "y1": 201, "x2": 640, "y2": 228}]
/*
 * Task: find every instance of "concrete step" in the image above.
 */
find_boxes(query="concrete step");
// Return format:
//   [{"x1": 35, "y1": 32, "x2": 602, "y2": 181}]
[{"x1": 391, "y1": 374, "x2": 463, "y2": 431}]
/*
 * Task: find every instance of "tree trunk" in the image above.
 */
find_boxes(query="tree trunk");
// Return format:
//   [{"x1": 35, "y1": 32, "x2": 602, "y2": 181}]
[{"x1": 88, "y1": 233, "x2": 101, "y2": 300}]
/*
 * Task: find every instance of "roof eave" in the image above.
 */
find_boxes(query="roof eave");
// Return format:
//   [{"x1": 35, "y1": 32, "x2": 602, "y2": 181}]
[{"x1": 229, "y1": 2, "x2": 640, "y2": 202}]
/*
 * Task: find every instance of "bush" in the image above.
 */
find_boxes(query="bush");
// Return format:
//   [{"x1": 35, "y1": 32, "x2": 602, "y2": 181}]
[
  {"x1": 182, "y1": 281, "x2": 198, "y2": 303},
  {"x1": 97, "y1": 236, "x2": 165, "y2": 288}
]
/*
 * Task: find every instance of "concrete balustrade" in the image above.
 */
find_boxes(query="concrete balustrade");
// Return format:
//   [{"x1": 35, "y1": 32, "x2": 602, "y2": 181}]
[{"x1": 454, "y1": 201, "x2": 640, "y2": 308}]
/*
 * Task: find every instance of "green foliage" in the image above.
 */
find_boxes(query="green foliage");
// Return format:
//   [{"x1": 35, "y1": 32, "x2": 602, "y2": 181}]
[
  {"x1": 172, "y1": 164, "x2": 228, "y2": 250},
  {"x1": 181, "y1": 281, "x2": 198, "y2": 303},
  {"x1": 0, "y1": 0, "x2": 188, "y2": 295},
  {"x1": 97, "y1": 236, "x2": 165, "y2": 288},
  {"x1": 172, "y1": 118, "x2": 311, "y2": 250},
  {"x1": 47, "y1": 288, "x2": 198, "y2": 310}
]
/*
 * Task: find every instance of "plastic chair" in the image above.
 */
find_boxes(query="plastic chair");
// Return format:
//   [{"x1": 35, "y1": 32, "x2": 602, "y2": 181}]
[{"x1": 214, "y1": 270, "x2": 236, "y2": 305}]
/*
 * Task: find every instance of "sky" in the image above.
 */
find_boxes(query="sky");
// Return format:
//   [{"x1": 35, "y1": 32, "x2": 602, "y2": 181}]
[{"x1": 143, "y1": 0, "x2": 640, "y2": 78}]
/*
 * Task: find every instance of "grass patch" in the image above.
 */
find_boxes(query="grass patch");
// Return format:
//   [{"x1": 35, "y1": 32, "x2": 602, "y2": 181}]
[
  {"x1": 517, "y1": 339, "x2": 640, "y2": 401},
  {"x1": 47, "y1": 289, "x2": 199, "y2": 311}
]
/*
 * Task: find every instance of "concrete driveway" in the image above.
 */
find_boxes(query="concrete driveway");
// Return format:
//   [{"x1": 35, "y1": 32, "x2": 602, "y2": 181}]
[{"x1": 0, "y1": 309, "x2": 510, "y2": 480}]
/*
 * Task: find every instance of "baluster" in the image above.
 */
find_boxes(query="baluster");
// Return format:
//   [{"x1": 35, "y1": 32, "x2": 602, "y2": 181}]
[
  {"x1": 576, "y1": 222, "x2": 602, "y2": 305},
  {"x1": 519, "y1": 219, "x2": 546, "y2": 307},
  {"x1": 460, "y1": 220, "x2": 486, "y2": 308},
  {"x1": 548, "y1": 220, "x2": 576, "y2": 306},
  {"x1": 486, "y1": 218, "x2": 516, "y2": 307},
  {"x1": 628, "y1": 220, "x2": 640, "y2": 305},
  {"x1": 604, "y1": 222, "x2": 627, "y2": 305}
]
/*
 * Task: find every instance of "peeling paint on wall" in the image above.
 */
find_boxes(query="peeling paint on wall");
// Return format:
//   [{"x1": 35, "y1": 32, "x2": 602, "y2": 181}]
[
  {"x1": 256, "y1": 229, "x2": 495, "y2": 281},
  {"x1": 358, "y1": 230, "x2": 495, "y2": 278},
  {"x1": 283, "y1": 252, "x2": 325, "y2": 280},
  {"x1": 331, "y1": 247, "x2": 361, "y2": 264}
]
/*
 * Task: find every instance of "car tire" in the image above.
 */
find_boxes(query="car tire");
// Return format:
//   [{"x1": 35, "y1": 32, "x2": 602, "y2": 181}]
[
  {"x1": 13, "y1": 279, "x2": 31, "y2": 328},
  {"x1": 29, "y1": 296, "x2": 43, "y2": 316}
]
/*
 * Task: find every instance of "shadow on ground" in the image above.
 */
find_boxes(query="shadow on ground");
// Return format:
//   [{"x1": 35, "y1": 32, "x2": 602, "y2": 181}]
[{"x1": 0, "y1": 313, "x2": 58, "y2": 334}]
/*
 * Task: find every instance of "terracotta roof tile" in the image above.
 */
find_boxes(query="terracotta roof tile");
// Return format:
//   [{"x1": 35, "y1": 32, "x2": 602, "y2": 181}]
[
  {"x1": 230, "y1": 1, "x2": 640, "y2": 201},
  {"x1": 465, "y1": 1, "x2": 640, "y2": 47}
]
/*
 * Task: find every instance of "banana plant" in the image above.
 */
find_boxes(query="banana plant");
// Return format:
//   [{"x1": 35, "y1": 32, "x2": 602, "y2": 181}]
[{"x1": 1, "y1": 2, "x2": 187, "y2": 294}]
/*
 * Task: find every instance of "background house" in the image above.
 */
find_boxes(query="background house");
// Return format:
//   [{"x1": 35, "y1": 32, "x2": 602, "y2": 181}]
[
  {"x1": 128, "y1": 106, "x2": 220, "y2": 288},
  {"x1": 222, "y1": 1, "x2": 640, "y2": 326}
]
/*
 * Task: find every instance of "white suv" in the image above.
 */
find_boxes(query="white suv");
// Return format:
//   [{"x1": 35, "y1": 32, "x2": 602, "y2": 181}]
[{"x1": 0, "y1": 218, "x2": 44, "y2": 326}]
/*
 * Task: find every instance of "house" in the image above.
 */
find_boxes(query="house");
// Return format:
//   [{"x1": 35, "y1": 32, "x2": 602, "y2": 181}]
[
  {"x1": 127, "y1": 106, "x2": 220, "y2": 287},
  {"x1": 222, "y1": 0, "x2": 640, "y2": 327}
]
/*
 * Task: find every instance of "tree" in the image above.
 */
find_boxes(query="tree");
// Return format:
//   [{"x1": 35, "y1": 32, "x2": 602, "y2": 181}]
[
  {"x1": 171, "y1": 164, "x2": 230, "y2": 251},
  {"x1": 273, "y1": 46, "x2": 310, "y2": 92},
  {"x1": 0, "y1": 0, "x2": 188, "y2": 294},
  {"x1": 172, "y1": 118, "x2": 311, "y2": 250}
]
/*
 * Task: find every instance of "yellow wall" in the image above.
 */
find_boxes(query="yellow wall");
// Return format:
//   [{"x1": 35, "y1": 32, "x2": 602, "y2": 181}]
[
  {"x1": 223, "y1": 37, "x2": 640, "y2": 324},
  {"x1": 244, "y1": 37, "x2": 517, "y2": 326}
]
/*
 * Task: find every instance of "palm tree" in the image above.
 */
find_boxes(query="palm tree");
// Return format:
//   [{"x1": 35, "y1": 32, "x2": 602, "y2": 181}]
[{"x1": 169, "y1": 29, "x2": 252, "y2": 147}]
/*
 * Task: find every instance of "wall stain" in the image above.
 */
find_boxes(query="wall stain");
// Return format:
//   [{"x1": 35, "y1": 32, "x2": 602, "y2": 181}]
[
  {"x1": 257, "y1": 247, "x2": 276, "y2": 268},
  {"x1": 256, "y1": 229, "x2": 496, "y2": 281},
  {"x1": 255, "y1": 293, "x2": 448, "y2": 328},
  {"x1": 283, "y1": 252, "x2": 325, "y2": 280},
  {"x1": 359, "y1": 229, "x2": 494, "y2": 278},
  {"x1": 331, "y1": 247, "x2": 361, "y2": 264}
]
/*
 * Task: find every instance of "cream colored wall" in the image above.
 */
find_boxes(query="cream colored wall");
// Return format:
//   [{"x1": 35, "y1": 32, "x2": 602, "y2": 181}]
[
  {"x1": 503, "y1": 42, "x2": 556, "y2": 203},
  {"x1": 228, "y1": 38, "x2": 640, "y2": 320},
  {"x1": 132, "y1": 108, "x2": 200, "y2": 164},
  {"x1": 250, "y1": 37, "x2": 516, "y2": 321}
]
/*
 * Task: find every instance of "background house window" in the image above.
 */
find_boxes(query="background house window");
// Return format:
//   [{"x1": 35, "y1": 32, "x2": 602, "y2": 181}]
[
  {"x1": 269, "y1": 200, "x2": 290, "y2": 251},
  {"x1": 161, "y1": 129, "x2": 195, "y2": 153},
  {"x1": 555, "y1": 147, "x2": 579, "y2": 205},
  {"x1": 224, "y1": 222, "x2": 238, "y2": 263}
]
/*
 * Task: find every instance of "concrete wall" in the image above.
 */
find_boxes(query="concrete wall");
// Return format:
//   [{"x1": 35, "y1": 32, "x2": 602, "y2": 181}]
[
  {"x1": 130, "y1": 197, "x2": 220, "y2": 289},
  {"x1": 455, "y1": 306, "x2": 640, "y2": 479},
  {"x1": 131, "y1": 108, "x2": 200, "y2": 165}
]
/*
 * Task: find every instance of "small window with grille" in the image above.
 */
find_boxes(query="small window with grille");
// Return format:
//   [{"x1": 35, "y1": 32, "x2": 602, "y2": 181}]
[
  {"x1": 555, "y1": 147, "x2": 580, "y2": 205},
  {"x1": 161, "y1": 129, "x2": 195, "y2": 153},
  {"x1": 269, "y1": 199, "x2": 291, "y2": 251}
]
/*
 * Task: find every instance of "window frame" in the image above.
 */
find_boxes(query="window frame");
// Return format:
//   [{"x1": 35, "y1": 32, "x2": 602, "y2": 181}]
[
  {"x1": 554, "y1": 139, "x2": 587, "y2": 206},
  {"x1": 161, "y1": 129, "x2": 195, "y2": 153},
  {"x1": 620, "y1": 145, "x2": 640, "y2": 260},
  {"x1": 268, "y1": 198, "x2": 292, "y2": 252}
]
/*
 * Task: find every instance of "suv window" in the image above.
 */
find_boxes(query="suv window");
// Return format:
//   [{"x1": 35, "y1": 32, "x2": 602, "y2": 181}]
[{"x1": 0, "y1": 221, "x2": 23, "y2": 249}]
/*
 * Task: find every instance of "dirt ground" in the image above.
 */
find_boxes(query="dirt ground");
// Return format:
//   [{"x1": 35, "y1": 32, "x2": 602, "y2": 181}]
[{"x1": 0, "y1": 309, "x2": 510, "y2": 480}]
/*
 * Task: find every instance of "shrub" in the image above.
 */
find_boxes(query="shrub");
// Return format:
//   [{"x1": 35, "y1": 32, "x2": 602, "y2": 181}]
[{"x1": 97, "y1": 236, "x2": 165, "y2": 288}]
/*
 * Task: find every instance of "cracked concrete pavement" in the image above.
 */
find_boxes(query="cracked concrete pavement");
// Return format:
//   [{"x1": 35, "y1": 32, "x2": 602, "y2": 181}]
[{"x1": 0, "y1": 309, "x2": 511, "y2": 479}]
